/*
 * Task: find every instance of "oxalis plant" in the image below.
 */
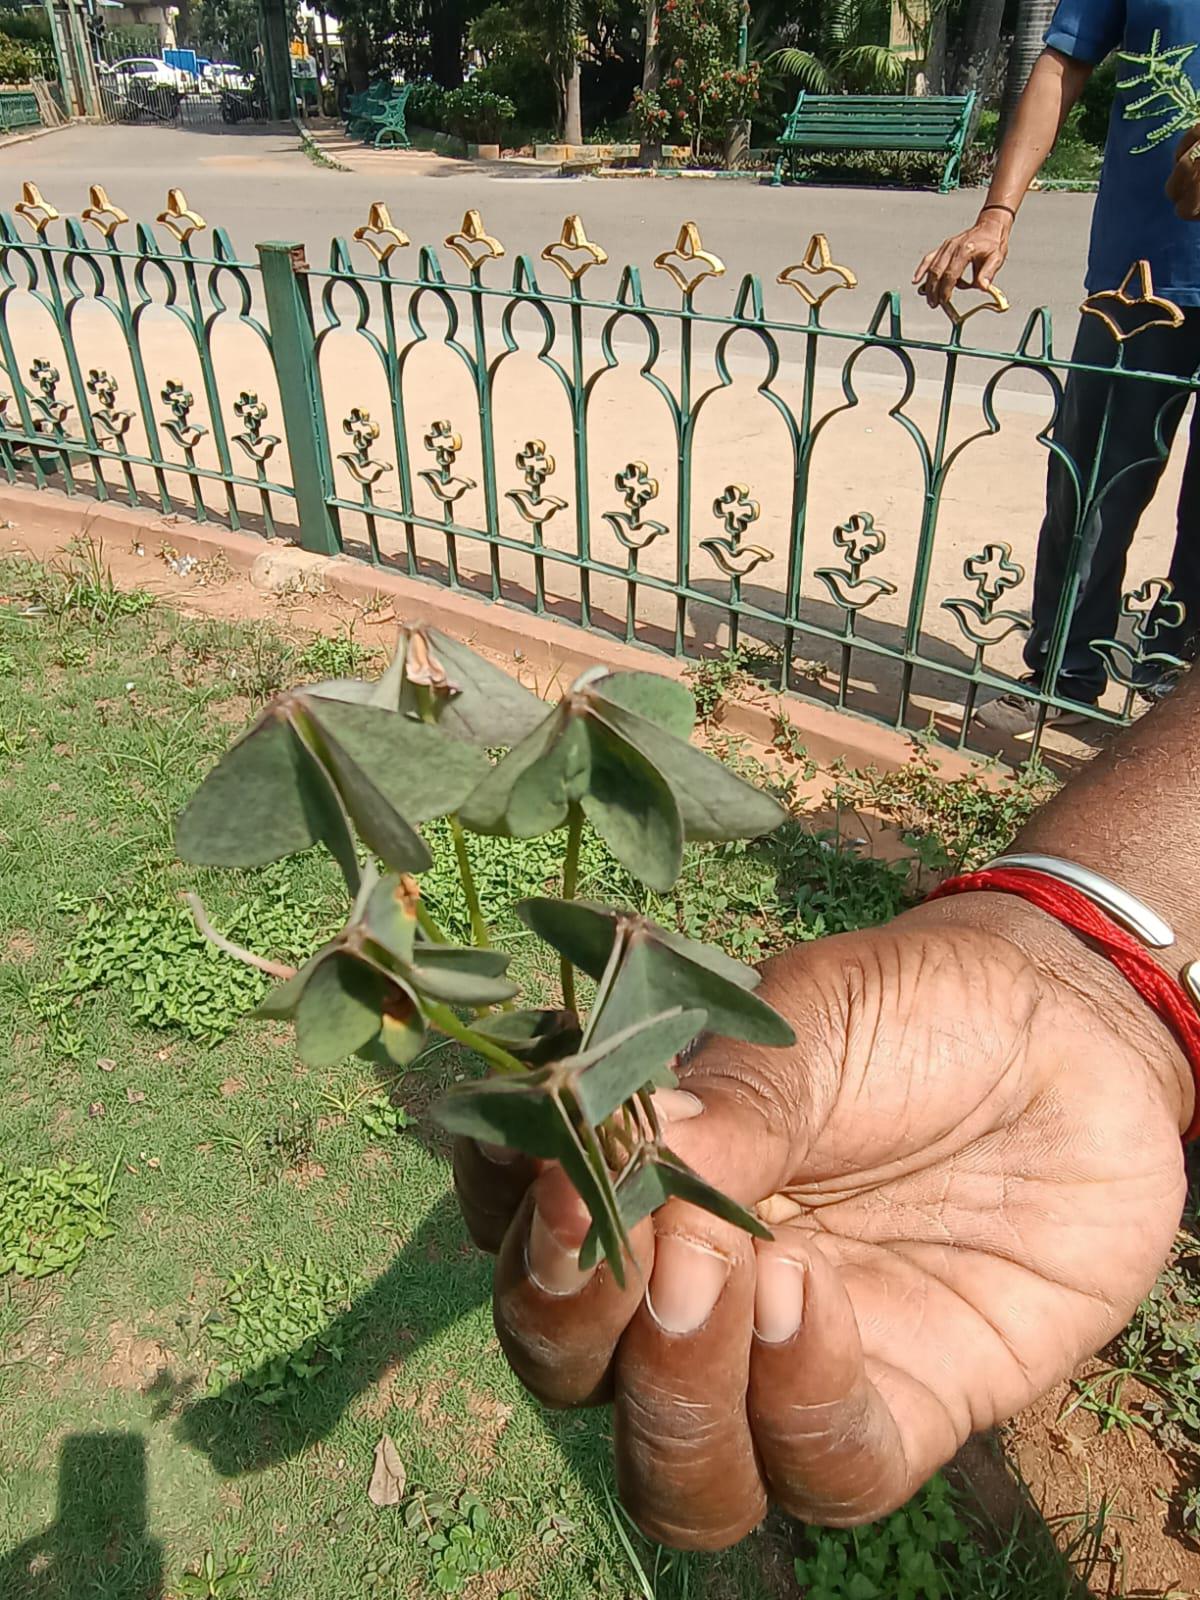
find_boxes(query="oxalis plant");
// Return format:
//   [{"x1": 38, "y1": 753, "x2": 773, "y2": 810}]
[{"x1": 176, "y1": 627, "x2": 796, "y2": 1279}]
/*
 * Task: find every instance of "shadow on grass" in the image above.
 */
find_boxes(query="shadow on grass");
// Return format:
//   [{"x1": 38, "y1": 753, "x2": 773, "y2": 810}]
[
  {"x1": 176, "y1": 1189, "x2": 494, "y2": 1476},
  {"x1": 0, "y1": 1432, "x2": 164, "y2": 1599},
  {"x1": 174, "y1": 1189, "x2": 637, "y2": 1572}
]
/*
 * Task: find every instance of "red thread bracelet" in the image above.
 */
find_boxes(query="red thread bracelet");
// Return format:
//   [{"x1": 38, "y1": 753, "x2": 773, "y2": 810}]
[{"x1": 927, "y1": 867, "x2": 1200, "y2": 1142}]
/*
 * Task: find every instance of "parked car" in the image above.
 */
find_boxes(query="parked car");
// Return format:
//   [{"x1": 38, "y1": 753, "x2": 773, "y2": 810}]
[
  {"x1": 108, "y1": 57, "x2": 193, "y2": 91},
  {"x1": 203, "y1": 62, "x2": 253, "y2": 91}
]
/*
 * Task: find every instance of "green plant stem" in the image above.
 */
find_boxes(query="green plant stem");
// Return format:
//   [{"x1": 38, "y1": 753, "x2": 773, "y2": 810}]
[
  {"x1": 560, "y1": 805, "x2": 583, "y2": 1013},
  {"x1": 415, "y1": 903, "x2": 448, "y2": 944},
  {"x1": 449, "y1": 814, "x2": 490, "y2": 948},
  {"x1": 424, "y1": 1002, "x2": 525, "y2": 1076}
]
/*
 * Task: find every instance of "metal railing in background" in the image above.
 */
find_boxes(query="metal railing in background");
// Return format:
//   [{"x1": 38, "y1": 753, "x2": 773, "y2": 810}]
[
  {"x1": 0, "y1": 179, "x2": 1194, "y2": 757},
  {"x1": 0, "y1": 91, "x2": 41, "y2": 134}
]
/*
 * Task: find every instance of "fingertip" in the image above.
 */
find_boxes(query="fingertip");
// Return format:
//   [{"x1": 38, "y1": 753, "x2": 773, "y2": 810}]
[
  {"x1": 646, "y1": 1232, "x2": 733, "y2": 1335},
  {"x1": 527, "y1": 1196, "x2": 597, "y2": 1297},
  {"x1": 752, "y1": 1249, "x2": 807, "y2": 1345},
  {"x1": 652, "y1": 1087, "x2": 704, "y2": 1124}
]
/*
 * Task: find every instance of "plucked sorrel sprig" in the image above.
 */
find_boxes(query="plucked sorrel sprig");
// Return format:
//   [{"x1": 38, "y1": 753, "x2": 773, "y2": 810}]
[
  {"x1": 1119, "y1": 29, "x2": 1200, "y2": 153},
  {"x1": 176, "y1": 626, "x2": 794, "y2": 1281}
]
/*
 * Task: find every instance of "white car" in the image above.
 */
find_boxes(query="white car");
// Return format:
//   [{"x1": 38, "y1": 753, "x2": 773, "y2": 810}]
[
  {"x1": 203, "y1": 62, "x2": 253, "y2": 91},
  {"x1": 108, "y1": 57, "x2": 191, "y2": 91}
]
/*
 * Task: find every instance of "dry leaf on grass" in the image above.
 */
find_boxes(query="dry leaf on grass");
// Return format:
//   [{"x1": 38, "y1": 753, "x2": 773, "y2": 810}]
[{"x1": 367, "y1": 1433, "x2": 406, "y2": 1507}]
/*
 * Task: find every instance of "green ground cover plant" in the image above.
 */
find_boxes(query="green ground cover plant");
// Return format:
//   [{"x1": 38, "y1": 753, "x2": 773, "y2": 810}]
[{"x1": 0, "y1": 545, "x2": 1188, "y2": 1598}]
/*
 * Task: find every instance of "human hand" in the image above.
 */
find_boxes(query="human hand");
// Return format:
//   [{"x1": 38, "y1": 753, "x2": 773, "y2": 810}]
[
  {"x1": 913, "y1": 211, "x2": 1012, "y2": 308},
  {"x1": 455, "y1": 893, "x2": 1190, "y2": 1550},
  {"x1": 1166, "y1": 126, "x2": 1200, "y2": 219}
]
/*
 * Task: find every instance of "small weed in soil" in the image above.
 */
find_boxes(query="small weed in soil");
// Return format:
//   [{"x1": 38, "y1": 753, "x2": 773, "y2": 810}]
[
  {"x1": 826, "y1": 733, "x2": 1060, "y2": 872},
  {"x1": 178, "y1": 1551, "x2": 258, "y2": 1599},
  {"x1": 686, "y1": 646, "x2": 750, "y2": 722},
  {"x1": 294, "y1": 632, "x2": 377, "y2": 681}
]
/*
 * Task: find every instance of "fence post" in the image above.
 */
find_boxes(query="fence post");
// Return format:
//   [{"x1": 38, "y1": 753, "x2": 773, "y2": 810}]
[{"x1": 257, "y1": 241, "x2": 341, "y2": 557}]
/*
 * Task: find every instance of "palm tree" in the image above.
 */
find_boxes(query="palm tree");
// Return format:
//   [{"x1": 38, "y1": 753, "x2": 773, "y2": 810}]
[
  {"x1": 543, "y1": 0, "x2": 583, "y2": 144},
  {"x1": 1001, "y1": 0, "x2": 1056, "y2": 122},
  {"x1": 768, "y1": 0, "x2": 907, "y2": 94},
  {"x1": 948, "y1": 0, "x2": 1004, "y2": 99}
]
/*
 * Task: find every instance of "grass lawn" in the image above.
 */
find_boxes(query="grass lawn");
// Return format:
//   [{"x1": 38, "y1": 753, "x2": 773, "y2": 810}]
[{"x1": 0, "y1": 543, "x2": 1190, "y2": 1600}]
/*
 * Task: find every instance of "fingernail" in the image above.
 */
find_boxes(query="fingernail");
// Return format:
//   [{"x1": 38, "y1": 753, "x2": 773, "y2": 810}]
[
  {"x1": 526, "y1": 1205, "x2": 595, "y2": 1297},
  {"x1": 479, "y1": 1141, "x2": 521, "y2": 1166},
  {"x1": 652, "y1": 1088, "x2": 703, "y2": 1123},
  {"x1": 646, "y1": 1235, "x2": 730, "y2": 1334},
  {"x1": 754, "y1": 1256, "x2": 806, "y2": 1344}
]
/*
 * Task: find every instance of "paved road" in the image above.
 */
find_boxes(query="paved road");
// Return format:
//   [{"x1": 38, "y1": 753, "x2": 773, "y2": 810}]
[{"x1": 1, "y1": 122, "x2": 1097, "y2": 350}]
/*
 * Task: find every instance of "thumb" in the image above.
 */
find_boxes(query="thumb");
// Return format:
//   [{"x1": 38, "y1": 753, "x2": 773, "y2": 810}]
[
  {"x1": 655, "y1": 1043, "x2": 810, "y2": 1209},
  {"x1": 658, "y1": 942, "x2": 853, "y2": 1206}
]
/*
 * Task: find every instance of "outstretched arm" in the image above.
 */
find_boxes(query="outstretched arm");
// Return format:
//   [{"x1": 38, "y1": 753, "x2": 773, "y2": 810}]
[{"x1": 914, "y1": 49, "x2": 1093, "y2": 307}]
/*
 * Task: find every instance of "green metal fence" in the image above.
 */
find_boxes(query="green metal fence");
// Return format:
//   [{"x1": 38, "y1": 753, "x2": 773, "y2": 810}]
[{"x1": 0, "y1": 180, "x2": 1196, "y2": 756}]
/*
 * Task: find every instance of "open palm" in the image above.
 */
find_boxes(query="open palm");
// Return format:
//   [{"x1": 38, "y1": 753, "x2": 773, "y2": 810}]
[{"x1": 456, "y1": 894, "x2": 1190, "y2": 1549}]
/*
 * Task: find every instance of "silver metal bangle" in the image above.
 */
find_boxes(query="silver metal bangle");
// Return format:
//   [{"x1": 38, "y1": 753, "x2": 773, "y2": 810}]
[{"x1": 986, "y1": 852, "x2": 1200, "y2": 1009}]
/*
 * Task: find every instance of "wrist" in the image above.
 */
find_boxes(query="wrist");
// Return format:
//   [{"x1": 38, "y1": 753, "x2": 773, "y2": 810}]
[
  {"x1": 976, "y1": 204, "x2": 1015, "y2": 233},
  {"x1": 907, "y1": 892, "x2": 1196, "y2": 1136}
]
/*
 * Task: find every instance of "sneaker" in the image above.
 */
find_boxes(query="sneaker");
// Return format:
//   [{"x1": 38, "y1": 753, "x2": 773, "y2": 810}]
[
  {"x1": 1134, "y1": 671, "x2": 1181, "y2": 706},
  {"x1": 974, "y1": 678, "x2": 1099, "y2": 735}
]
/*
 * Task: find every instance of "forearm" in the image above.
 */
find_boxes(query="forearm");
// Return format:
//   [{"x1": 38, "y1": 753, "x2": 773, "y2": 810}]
[
  {"x1": 906, "y1": 672, "x2": 1199, "y2": 1134},
  {"x1": 983, "y1": 48, "x2": 1092, "y2": 218},
  {"x1": 1017, "y1": 668, "x2": 1200, "y2": 962}
]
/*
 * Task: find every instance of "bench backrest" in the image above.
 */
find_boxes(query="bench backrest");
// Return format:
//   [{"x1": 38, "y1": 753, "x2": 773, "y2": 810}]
[{"x1": 780, "y1": 92, "x2": 973, "y2": 150}]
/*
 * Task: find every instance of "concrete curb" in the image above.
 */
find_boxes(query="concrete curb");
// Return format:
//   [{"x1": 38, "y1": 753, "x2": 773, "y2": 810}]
[
  {"x1": 0, "y1": 121, "x2": 70, "y2": 151},
  {"x1": 0, "y1": 481, "x2": 973, "y2": 777}
]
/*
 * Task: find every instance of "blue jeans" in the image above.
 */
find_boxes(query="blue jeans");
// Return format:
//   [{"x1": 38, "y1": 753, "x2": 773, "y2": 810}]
[{"x1": 1023, "y1": 311, "x2": 1200, "y2": 703}]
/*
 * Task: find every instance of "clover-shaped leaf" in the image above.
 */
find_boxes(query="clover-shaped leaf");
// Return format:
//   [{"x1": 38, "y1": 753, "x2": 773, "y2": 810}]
[
  {"x1": 433, "y1": 1005, "x2": 705, "y2": 1283},
  {"x1": 579, "y1": 1144, "x2": 770, "y2": 1270},
  {"x1": 176, "y1": 688, "x2": 491, "y2": 882},
  {"x1": 459, "y1": 669, "x2": 783, "y2": 893},
  {"x1": 253, "y1": 869, "x2": 516, "y2": 1066},
  {"x1": 518, "y1": 898, "x2": 795, "y2": 1047}
]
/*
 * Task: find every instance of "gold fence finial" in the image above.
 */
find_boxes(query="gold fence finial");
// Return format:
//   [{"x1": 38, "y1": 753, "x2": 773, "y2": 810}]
[
  {"x1": 654, "y1": 222, "x2": 725, "y2": 294},
  {"x1": 778, "y1": 233, "x2": 857, "y2": 309},
  {"x1": 444, "y1": 209, "x2": 505, "y2": 271},
  {"x1": 157, "y1": 188, "x2": 206, "y2": 243},
  {"x1": 15, "y1": 181, "x2": 58, "y2": 235},
  {"x1": 1081, "y1": 259, "x2": 1184, "y2": 342},
  {"x1": 353, "y1": 201, "x2": 409, "y2": 262},
  {"x1": 82, "y1": 184, "x2": 129, "y2": 240},
  {"x1": 942, "y1": 280, "x2": 1010, "y2": 330},
  {"x1": 541, "y1": 215, "x2": 608, "y2": 284}
]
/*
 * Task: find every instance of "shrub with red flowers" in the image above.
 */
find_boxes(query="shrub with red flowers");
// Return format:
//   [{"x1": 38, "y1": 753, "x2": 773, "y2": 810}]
[{"x1": 631, "y1": 0, "x2": 761, "y2": 160}]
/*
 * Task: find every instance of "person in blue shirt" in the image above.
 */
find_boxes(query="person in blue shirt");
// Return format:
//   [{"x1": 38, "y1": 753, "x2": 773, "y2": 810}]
[{"x1": 915, "y1": 0, "x2": 1200, "y2": 734}]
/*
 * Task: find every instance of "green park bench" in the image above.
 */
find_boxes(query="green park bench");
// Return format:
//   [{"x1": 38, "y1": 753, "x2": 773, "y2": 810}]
[
  {"x1": 371, "y1": 85, "x2": 412, "y2": 148},
  {"x1": 344, "y1": 83, "x2": 389, "y2": 137},
  {"x1": 771, "y1": 91, "x2": 976, "y2": 193},
  {"x1": 346, "y1": 82, "x2": 412, "y2": 148}
]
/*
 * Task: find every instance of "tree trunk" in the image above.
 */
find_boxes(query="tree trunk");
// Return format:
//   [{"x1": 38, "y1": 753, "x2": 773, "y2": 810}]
[
  {"x1": 1000, "y1": 0, "x2": 1056, "y2": 127},
  {"x1": 429, "y1": 0, "x2": 466, "y2": 88},
  {"x1": 560, "y1": 56, "x2": 582, "y2": 145},
  {"x1": 949, "y1": 0, "x2": 1005, "y2": 100},
  {"x1": 343, "y1": 22, "x2": 372, "y2": 92},
  {"x1": 924, "y1": 6, "x2": 948, "y2": 94},
  {"x1": 638, "y1": 0, "x2": 661, "y2": 166}
]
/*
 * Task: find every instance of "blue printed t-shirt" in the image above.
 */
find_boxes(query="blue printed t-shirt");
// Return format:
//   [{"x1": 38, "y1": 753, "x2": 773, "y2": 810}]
[{"x1": 1047, "y1": 0, "x2": 1200, "y2": 302}]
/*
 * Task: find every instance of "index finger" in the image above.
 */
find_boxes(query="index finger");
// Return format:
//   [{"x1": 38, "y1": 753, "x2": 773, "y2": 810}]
[
  {"x1": 912, "y1": 246, "x2": 942, "y2": 285},
  {"x1": 493, "y1": 1165, "x2": 654, "y2": 1407}
]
